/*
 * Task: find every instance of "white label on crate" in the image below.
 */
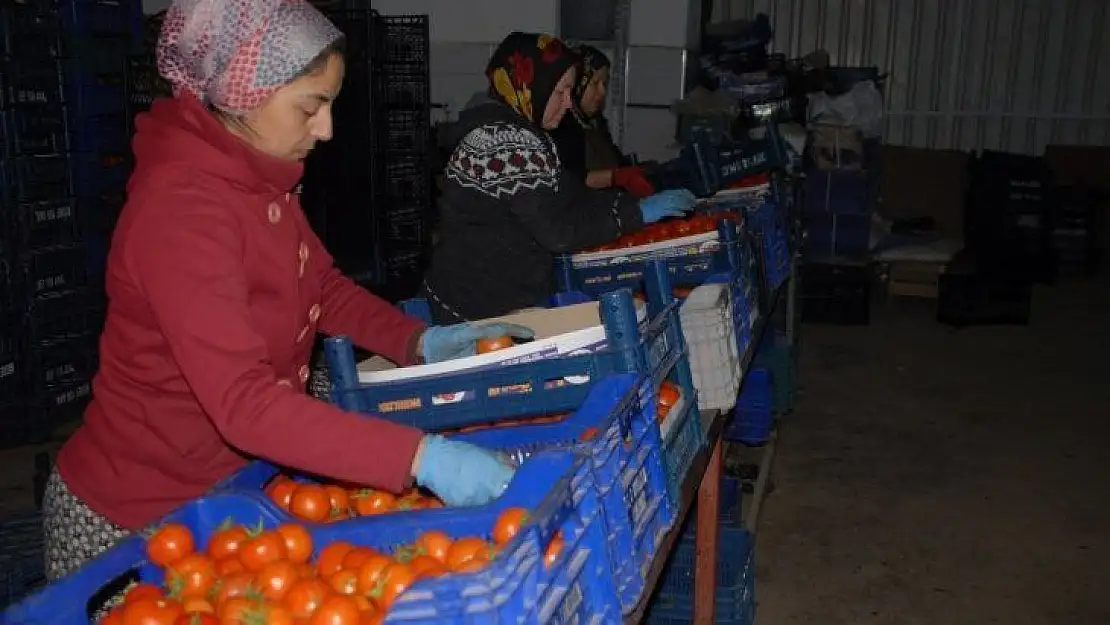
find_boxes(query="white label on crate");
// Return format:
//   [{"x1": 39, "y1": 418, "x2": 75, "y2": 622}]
[
  {"x1": 0, "y1": 362, "x2": 14, "y2": 379},
  {"x1": 557, "y1": 582, "x2": 584, "y2": 624}
]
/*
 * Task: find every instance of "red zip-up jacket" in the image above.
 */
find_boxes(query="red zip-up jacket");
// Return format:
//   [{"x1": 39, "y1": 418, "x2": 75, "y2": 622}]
[{"x1": 57, "y1": 95, "x2": 426, "y2": 530}]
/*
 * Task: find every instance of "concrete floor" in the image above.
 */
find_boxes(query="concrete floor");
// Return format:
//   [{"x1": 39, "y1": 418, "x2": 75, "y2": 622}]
[
  {"x1": 2, "y1": 278, "x2": 1107, "y2": 623},
  {"x1": 756, "y1": 277, "x2": 1110, "y2": 625}
]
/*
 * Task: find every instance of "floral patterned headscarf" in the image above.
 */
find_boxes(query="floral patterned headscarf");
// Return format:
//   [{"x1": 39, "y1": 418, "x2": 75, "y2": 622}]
[
  {"x1": 485, "y1": 32, "x2": 575, "y2": 126},
  {"x1": 157, "y1": 0, "x2": 343, "y2": 114}
]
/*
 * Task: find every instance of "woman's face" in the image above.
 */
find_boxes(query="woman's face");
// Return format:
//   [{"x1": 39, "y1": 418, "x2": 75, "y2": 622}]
[
  {"x1": 236, "y1": 53, "x2": 346, "y2": 161},
  {"x1": 541, "y1": 67, "x2": 577, "y2": 130},
  {"x1": 579, "y1": 66, "x2": 609, "y2": 117}
]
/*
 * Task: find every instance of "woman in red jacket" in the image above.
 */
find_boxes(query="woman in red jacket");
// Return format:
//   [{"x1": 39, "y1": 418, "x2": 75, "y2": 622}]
[{"x1": 45, "y1": 0, "x2": 528, "y2": 580}]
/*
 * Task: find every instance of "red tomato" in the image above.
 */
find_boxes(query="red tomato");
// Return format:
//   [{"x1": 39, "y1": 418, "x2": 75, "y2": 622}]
[
  {"x1": 476, "y1": 336, "x2": 515, "y2": 354},
  {"x1": 206, "y1": 524, "x2": 248, "y2": 561},
  {"x1": 492, "y1": 508, "x2": 528, "y2": 546},
  {"x1": 290, "y1": 485, "x2": 331, "y2": 523},
  {"x1": 277, "y1": 524, "x2": 313, "y2": 564},
  {"x1": 257, "y1": 559, "x2": 302, "y2": 601},
  {"x1": 146, "y1": 524, "x2": 194, "y2": 568},
  {"x1": 657, "y1": 380, "x2": 681, "y2": 407},
  {"x1": 324, "y1": 486, "x2": 350, "y2": 519},
  {"x1": 122, "y1": 598, "x2": 184, "y2": 625},
  {"x1": 316, "y1": 542, "x2": 354, "y2": 578},
  {"x1": 354, "y1": 554, "x2": 393, "y2": 595},
  {"x1": 166, "y1": 553, "x2": 217, "y2": 600},
  {"x1": 123, "y1": 584, "x2": 164, "y2": 605},
  {"x1": 267, "y1": 477, "x2": 298, "y2": 511},
  {"x1": 282, "y1": 578, "x2": 332, "y2": 619},
  {"x1": 543, "y1": 531, "x2": 565, "y2": 568},
  {"x1": 239, "y1": 531, "x2": 288, "y2": 573},
  {"x1": 351, "y1": 490, "x2": 395, "y2": 516},
  {"x1": 370, "y1": 563, "x2": 416, "y2": 612},
  {"x1": 308, "y1": 596, "x2": 361, "y2": 625},
  {"x1": 413, "y1": 530, "x2": 452, "y2": 563}
]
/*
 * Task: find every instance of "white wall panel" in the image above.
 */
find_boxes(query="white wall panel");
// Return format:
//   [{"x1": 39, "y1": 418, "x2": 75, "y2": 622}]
[{"x1": 712, "y1": 0, "x2": 1110, "y2": 154}]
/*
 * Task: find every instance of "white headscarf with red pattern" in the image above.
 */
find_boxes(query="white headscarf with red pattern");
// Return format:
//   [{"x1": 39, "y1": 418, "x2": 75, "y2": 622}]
[{"x1": 156, "y1": 0, "x2": 342, "y2": 114}]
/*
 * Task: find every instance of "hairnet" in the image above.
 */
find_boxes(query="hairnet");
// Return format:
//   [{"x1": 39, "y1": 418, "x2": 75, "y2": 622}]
[{"x1": 157, "y1": 0, "x2": 342, "y2": 114}]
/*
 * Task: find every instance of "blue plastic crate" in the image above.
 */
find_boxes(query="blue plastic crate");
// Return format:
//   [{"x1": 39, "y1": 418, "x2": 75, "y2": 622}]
[
  {"x1": 645, "y1": 523, "x2": 755, "y2": 625},
  {"x1": 0, "y1": 4, "x2": 63, "y2": 60},
  {"x1": 220, "y1": 373, "x2": 677, "y2": 616},
  {"x1": 804, "y1": 169, "x2": 874, "y2": 216},
  {"x1": 659, "y1": 386, "x2": 707, "y2": 509},
  {"x1": 22, "y1": 332, "x2": 98, "y2": 394},
  {"x1": 21, "y1": 287, "x2": 98, "y2": 346},
  {"x1": 326, "y1": 262, "x2": 689, "y2": 433},
  {"x1": 4, "y1": 451, "x2": 622, "y2": 624},
  {"x1": 804, "y1": 213, "x2": 870, "y2": 259},
  {"x1": 725, "y1": 367, "x2": 773, "y2": 445},
  {"x1": 554, "y1": 220, "x2": 746, "y2": 298},
  {"x1": 1, "y1": 154, "x2": 71, "y2": 202},
  {"x1": 0, "y1": 513, "x2": 45, "y2": 610},
  {"x1": 5, "y1": 197, "x2": 80, "y2": 251},
  {"x1": 15, "y1": 244, "x2": 88, "y2": 300},
  {"x1": 447, "y1": 373, "x2": 675, "y2": 613},
  {"x1": 0, "y1": 62, "x2": 63, "y2": 108},
  {"x1": 57, "y1": 0, "x2": 142, "y2": 39},
  {"x1": 0, "y1": 107, "x2": 68, "y2": 157}
]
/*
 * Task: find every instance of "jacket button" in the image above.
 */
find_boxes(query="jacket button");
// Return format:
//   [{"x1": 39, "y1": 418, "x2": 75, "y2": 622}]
[
  {"x1": 276, "y1": 378, "x2": 292, "y2": 388},
  {"x1": 296, "y1": 324, "x2": 310, "y2": 343},
  {"x1": 268, "y1": 202, "x2": 282, "y2": 224},
  {"x1": 298, "y1": 364, "x2": 310, "y2": 383},
  {"x1": 308, "y1": 304, "x2": 321, "y2": 324}
]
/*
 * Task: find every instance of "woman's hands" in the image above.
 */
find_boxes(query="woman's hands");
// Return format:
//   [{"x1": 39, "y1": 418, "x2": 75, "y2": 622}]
[
  {"x1": 411, "y1": 435, "x2": 516, "y2": 506},
  {"x1": 419, "y1": 322, "x2": 535, "y2": 364}
]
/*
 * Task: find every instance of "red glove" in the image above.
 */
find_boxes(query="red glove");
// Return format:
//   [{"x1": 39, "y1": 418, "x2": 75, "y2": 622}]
[{"x1": 612, "y1": 166, "x2": 656, "y2": 198}]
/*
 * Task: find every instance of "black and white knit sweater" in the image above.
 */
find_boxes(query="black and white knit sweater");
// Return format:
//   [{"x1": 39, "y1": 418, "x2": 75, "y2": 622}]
[{"x1": 422, "y1": 101, "x2": 643, "y2": 323}]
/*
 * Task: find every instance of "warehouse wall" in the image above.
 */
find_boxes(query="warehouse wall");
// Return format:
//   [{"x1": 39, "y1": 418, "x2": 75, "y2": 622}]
[{"x1": 712, "y1": 0, "x2": 1110, "y2": 154}]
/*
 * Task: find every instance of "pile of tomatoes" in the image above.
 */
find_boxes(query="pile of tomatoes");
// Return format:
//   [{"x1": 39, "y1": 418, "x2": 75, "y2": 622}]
[
  {"x1": 263, "y1": 476, "x2": 444, "y2": 524},
  {"x1": 583, "y1": 211, "x2": 741, "y2": 253},
  {"x1": 101, "y1": 507, "x2": 555, "y2": 624}
]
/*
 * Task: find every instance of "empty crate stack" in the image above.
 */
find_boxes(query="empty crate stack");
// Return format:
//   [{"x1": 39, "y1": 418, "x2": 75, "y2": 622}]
[
  {"x1": 300, "y1": 7, "x2": 386, "y2": 284},
  {"x1": 966, "y1": 151, "x2": 1057, "y2": 284},
  {"x1": 59, "y1": 0, "x2": 141, "y2": 291},
  {"x1": 377, "y1": 15, "x2": 432, "y2": 291},
  {"x1": 0, "y1": 1, "x2": 90, "y2": 444},
  {"x1": 803, "y1": 124, "x2": 878, "y2": 260}
]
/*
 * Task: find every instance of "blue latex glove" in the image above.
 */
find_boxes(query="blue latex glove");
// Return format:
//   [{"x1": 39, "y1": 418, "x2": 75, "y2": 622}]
[
  {"x1": 414, "y1": 434, "x2": 516, "y2": 506},
  {"x1": 420, "y1": 322, "x2": 535, "y2": 364},
  {"x1": 639, "y1": 189, "x2": 697, "y2": 224}
]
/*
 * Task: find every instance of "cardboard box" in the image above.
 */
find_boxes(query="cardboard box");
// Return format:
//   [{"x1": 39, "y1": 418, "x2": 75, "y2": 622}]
[
  {"x1": 879, "y1": 145, "x2": 969, "y2": 239},
  {"x1": 357, "y1": 301, "x2": 647, "y2": 397}
]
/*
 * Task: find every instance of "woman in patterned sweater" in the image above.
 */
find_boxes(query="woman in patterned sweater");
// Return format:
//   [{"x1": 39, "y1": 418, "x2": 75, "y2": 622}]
[{"x1": 421, "y1": 32, "x2": 696, "y2": 324}]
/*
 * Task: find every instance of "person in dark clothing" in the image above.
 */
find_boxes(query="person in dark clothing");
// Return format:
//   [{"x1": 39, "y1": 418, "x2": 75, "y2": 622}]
[
  {"x1": 422, "y1": 32, "x2": 696, "y2": 324},
  {"x1": 550, "y1": 45, "x2": 658, "y2": 198}
]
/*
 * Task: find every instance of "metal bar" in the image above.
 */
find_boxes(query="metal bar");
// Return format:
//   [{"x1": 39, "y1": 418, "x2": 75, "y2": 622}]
[
  {"x1": 693, "y1": 440, "x2": 723, "y2": 624},
  {"x1": 744, "y1": 428, "x2": 778, "y2": 532}
]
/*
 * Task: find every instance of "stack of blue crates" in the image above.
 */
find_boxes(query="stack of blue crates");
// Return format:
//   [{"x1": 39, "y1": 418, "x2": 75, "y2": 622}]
[
  {"x1": 646, "y1": 476, "x2": 756, "y2": 624},
  {"x1": 802, "y1": 137, "x2": 880, "y2": 260},
  {"x1": 0, "y1": 0, "x2": 95, "y2": 446},
  {"x1": 58, "y1": 0, "x2": 141, "y2": 288}
]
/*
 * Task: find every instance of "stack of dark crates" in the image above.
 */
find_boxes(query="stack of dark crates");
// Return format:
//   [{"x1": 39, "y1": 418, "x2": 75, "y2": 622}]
[
  {"x1": 965, "y1": 151, "x2": 1056, "y2": 284},
  {"x1": 301, "y1": 9, "x2": 431, "y2": 300},
  {"x1": 936, "y1": 151, "x2": 1049, "y2": 327},
  {"x1": 0, "y1": 0, "x2": 80, "y2": 445},
  {"x1": 798, "y1": 105, "x2": 881, "y2": 326}
]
